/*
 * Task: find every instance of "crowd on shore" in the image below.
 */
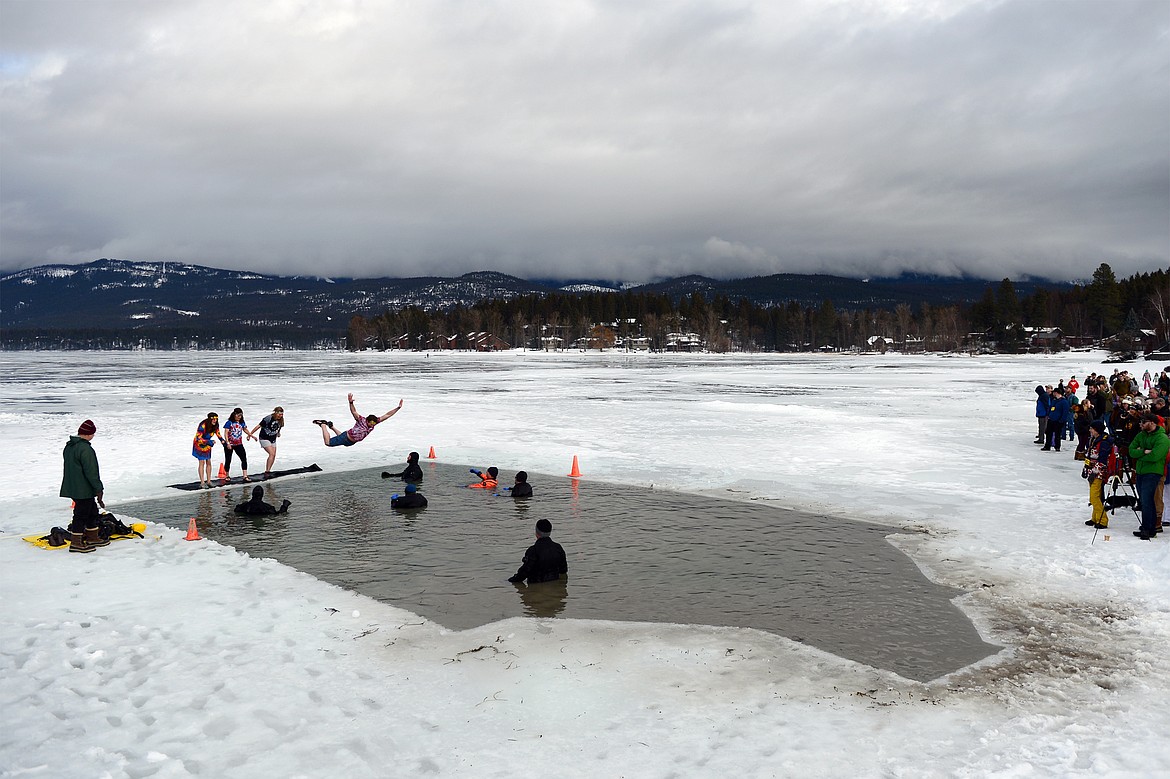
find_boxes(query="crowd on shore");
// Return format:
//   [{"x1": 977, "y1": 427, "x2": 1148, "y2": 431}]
[{"x1": 1035, "y1": 367, "x2": 1170, "y2": 540}]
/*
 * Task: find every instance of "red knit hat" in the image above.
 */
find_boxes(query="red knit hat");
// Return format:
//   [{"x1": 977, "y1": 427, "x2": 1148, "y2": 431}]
[{"x1": 78, "y1": 419, "x2": 96, "y2": 436}]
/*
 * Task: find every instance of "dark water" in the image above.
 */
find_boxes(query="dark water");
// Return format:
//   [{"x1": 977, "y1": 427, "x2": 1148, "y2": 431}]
[{"x1": 117, "y1": 462, "x2": 999, "y2": 681}]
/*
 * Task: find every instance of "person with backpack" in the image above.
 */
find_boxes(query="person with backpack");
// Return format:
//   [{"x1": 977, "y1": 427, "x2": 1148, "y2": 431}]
[
  {"x1": 1128, "y1": 413, "x2": 1170, "y2": 540},
  {"x1": 1083, "y1": 420, "x2": 1116, "y2": 529}
]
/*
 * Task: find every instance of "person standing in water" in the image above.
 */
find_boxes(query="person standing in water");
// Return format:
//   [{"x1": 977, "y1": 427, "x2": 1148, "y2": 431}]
[
  {"x1": 234, "y1": 485, "x2": 291, "y2": 515},
  {"x1": 382, "y1": 451, "x2": 423, "y2": 481},
  {"x1": 249, "y1": 406, "x2": 285, "y2": 476},
  {"x1": 222, "y1": 407, "x2": 255, "y2": 482},
  {"x1": 506, "y1": 470, "x2": 533, "y2": 498},
  {"x1": 508, "y1": 519, "x2": 568, "y2": 584},
  {"x1": 313, "y1": 393, "x2": 403, "y2": 447},
  {"x1": 390, "y1": 483, "x2": 428, "y2": 509},
  {"x1": 192, "y1": 412, "x2": 226, "y2": 489}
]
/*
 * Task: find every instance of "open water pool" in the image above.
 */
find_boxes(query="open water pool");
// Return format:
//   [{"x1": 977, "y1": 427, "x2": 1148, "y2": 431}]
[{"x1": 118, "y1": 461, "x2": 1000, "y2": 681}]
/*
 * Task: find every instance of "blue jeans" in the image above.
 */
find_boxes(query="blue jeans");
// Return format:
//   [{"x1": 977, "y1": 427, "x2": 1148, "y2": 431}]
[
  {"x1": 328, "y1": 431, "x2": 355, "y2": 447},
  {"x1": 1135, "y1": 472, "x2": 1160, "y2": 535}
]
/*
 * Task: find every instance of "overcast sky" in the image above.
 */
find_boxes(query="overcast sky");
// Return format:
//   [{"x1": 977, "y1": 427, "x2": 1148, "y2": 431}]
[{"x1": 1, "y1": 0, "x2": 1167, "y2": 283}]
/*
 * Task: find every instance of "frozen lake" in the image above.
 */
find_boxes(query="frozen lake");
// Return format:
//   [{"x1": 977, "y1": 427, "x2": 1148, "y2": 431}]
[{"x1": 4, "y1": 349, "x2": 1168, "y2": 777}]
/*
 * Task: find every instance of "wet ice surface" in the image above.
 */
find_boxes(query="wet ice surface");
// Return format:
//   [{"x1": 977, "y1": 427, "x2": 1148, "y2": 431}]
[{"x1": 121, "y1": 462, "x2": 997, "y2": 682}]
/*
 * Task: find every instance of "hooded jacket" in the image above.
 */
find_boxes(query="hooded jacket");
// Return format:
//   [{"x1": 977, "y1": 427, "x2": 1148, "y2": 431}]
[
  {"x1": 1035, "y1": 386, "x2": 1049, "y2": 418},
  {"x1": 60, "y1": 436, "x2": 103, "y2": 500},
  {"x1": 1128, "y1": 426, "x2": 1170, "y2": 477}
]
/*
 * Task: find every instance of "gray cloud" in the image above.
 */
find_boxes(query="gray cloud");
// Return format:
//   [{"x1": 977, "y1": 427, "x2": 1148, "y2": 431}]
[{"x1": 1, "y1": 0, "x2": 1166, "y2": 283}]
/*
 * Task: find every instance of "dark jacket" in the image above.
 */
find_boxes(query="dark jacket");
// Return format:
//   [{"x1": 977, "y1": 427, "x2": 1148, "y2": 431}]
[
  {"x1": 1046, "y1": 396, "x2": 1069, "y2": 423},
  {"x1": 60, "y1": 436, "x2": 103, "y2": 500},
  {"x1": 391, "y1": 492, "x2": 428, "y2": 509},
  {"x1": 508, "y1": 536, "x2": 568, "y2": 584},
  {"x1": 1035, "y1": 386, "x2": 1049, "y2": 418},
  {"x1": 387, "y1": 462, "x2": 423, "y2": 481},
  {"x1": 510, "y1": 481, "x2": 533, "y2": 498},
  {"x1": 235, "y1": 486, "x2": 290, "y2": 515}
]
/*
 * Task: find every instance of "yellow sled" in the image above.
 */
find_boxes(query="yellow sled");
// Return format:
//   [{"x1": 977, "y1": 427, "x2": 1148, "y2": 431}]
[{"x1": 23, "y1": 523, "x2": 148, "y2": 550}]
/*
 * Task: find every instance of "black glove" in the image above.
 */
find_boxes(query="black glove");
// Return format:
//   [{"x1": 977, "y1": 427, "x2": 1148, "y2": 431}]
[{"x1": 470, "y1": 468, "x2": 482, "y2": 476}]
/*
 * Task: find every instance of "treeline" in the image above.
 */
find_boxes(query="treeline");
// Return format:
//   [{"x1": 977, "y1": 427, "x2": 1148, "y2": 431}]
[
  {"x1": 1, "y1": 327, "x2": 342, "y2": 351},
  {"x1": 3, "y1": 263, "x2": 1166, "y2": 353},
  {"x1": 348, "y1": 264, "x2": 1169, "y2": 353}
]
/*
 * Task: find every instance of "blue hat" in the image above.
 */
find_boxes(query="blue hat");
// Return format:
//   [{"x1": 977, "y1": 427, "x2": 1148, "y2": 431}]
[{"x1": 405, "y1": 483, "x2": 417, "y2": 493}]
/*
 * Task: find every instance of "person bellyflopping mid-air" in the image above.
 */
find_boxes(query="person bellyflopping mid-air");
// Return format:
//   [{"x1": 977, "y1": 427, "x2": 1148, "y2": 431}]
[{"x1": 314, "y1": 394, "x2": 403, "y2": 448}]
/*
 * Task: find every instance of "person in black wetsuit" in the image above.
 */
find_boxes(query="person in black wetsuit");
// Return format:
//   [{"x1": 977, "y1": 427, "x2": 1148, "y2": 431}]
[
  {"x1": 390, "y1": 482, "x2": 428, "y2": 509},
  {"x1": 234, "y1": 485, "x2": 291, "y2": 515},
  {"x1": 382, "y1": 451, "x2": 423, "y2": 482},
  {"x1": 508, "y1": 519, "x2": 567, "y2": 584},
  {"x1": 506, "y1": 470, "x2": 533, "y2": 498}
]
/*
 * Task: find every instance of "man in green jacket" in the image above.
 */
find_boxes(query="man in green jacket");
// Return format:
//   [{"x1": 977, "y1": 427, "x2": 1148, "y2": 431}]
[
  {"x1": 1128, "y1": 413, "x2": 1169, "y2": 540},
  {"x1": 60, "y1": 419, "x2": 108, "y2": 554}
]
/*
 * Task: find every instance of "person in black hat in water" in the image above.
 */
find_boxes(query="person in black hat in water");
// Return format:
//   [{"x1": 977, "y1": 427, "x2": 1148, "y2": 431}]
[
  {"x1": 508, "y1": 519, "x2": 567, "y2": 584},
  {"x1": 234, "y1": 485, "x2": 291, "y2": 515},
  {"x1": 382, "y1": 451, "x2": 423, "y2": 482},
  {"x1": 506, "y1": 470, "x2": 533, "y2": 498},
  {"x1": 391, "y1": 483, "x2": 428, "y2": 509}
]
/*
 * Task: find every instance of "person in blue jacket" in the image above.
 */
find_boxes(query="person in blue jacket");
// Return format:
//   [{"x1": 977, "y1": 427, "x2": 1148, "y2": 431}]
[
  {"x1": 1042, "y1": 387, "x2": 1069, "y2": 452},
  {"x1": 1034, "y1": 385, "x2": 1050, "y2": 444}
]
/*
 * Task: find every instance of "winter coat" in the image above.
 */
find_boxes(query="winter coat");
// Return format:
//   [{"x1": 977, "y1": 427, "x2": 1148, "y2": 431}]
[
  {"x1": 1035, "y1": 386, "x2": 1049, "y2": 418},
  {"x1": 508, "y1": 536, "x2": 568, "y2": 584},
  {"x1": 60, "y1": 436, "x2": 103, "y2": 500},
  {"x1": 1128, "y1": 427, "x2": 1170, "y2": 477},
  {"x1": 1046, "y1": 396, "x2": 1069, "y2": 423}
]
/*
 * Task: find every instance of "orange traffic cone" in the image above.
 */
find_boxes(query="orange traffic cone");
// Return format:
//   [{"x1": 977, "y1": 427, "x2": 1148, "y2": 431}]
[
  {"x1": 427, "y1": 446, "x2": 437, "y2": 459},
  {"x1": 568, "y1": 455, "x2": 582, "y2": 478},
  {"x1": 217, "y1": 463, "x2": 228, "y2": 480},
  {"x1": 185, "y1": 518, "x2": 201, "y2": 541}
]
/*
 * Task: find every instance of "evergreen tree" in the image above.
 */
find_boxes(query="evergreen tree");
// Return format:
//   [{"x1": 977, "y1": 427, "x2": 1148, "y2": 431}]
[{"x1": 1085, "y1": 263, "x2": 1122, "y2": 338}]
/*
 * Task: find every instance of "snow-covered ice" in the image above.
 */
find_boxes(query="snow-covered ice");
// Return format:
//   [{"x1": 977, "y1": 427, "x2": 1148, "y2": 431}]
[{"x1": 1, "y1": 350, "x2": 1168, "y2": 778}]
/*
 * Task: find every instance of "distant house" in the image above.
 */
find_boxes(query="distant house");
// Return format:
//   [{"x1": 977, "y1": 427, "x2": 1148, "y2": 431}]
[
  {"x1": 866, "y1": 335, "x2": 892, "y2": 353},
  {"x1": 540, "y1": 335, "x2": 564, "y2": 350},
  {"x1": 1024, "y1": 326, "x2": 1064, "y2": 351},
  {"x1": 619, "y1": 336, "x2": 651, "y2": 351},
  {"x1": 665, "y1": 332, "x2": 704, "y2": 352},
  {"x1": 428, "y1": 334, "x2": 459, "y2": 350},
  {"x1": 902, "y1": 336, "x2": 925, "y2": 354},
  {"x1": 462, "y1": 331, "x2": 510, "y2": 351}
]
